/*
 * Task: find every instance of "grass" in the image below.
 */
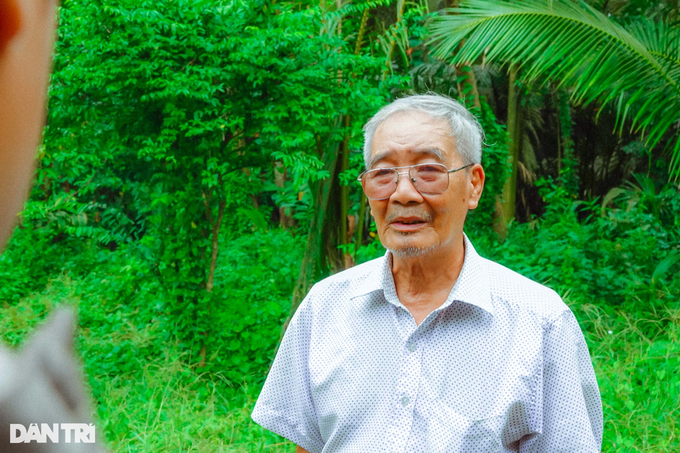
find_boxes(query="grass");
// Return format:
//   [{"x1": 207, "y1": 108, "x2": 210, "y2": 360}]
[
  {"x1": 0, "y1": 275, "x2": 295, "y2": 453},
  {"x1": 96, "y1": 354, "x2": 295, "y2": 452},
  {"x1": 576, "y1": 299, "x2": 680, "y2": 452},
  {"x1": 1, "y1": 271, "x2": 679, "y2": 452}
]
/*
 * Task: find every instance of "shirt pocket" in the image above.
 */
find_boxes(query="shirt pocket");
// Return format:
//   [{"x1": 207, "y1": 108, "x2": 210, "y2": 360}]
[{"x1": 425, "y1": 401, "x2": 504, "y2": 452}]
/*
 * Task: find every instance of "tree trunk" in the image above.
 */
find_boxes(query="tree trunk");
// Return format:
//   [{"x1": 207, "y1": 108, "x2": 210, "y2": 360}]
[
  {"x1": 206, "y1": 200, "x2": 225, "y2": 294},
  {"x1": 497, "y1": 64, "x2": 521, "y2": 241},
  {"x1": 455, "y1": 61, "x2": 481, "y2": 111},
  {"x1": 448, "y1": 0, "x2": 481, "y2": 111},
  {"x1": 555, "y1": 91, "x2": 562, "y2": 176},
  {"x1": 339, "y1": 114, "x2": 352, "y2": 267},
  {"x1": 383, "y1": 0, "x2": 408, "y2": 77},
  {"x1": 274, "y1": 161, "x2": 294, "y2": 229},
  {"x1": 278, "y1": 135, "x2": 342, "y2": 344},
  {"x1": 558, "y1": 91, "x2": 577, "y2": 195},
  {"x1": 354, "y1": 194, "x2": 367, "y2": 263},
  {"x1": 322, "y1": 141, "x2": 346, "y2": 272},
  {"x1": 198, "y1": 186, "x2": 226, "y2": 368}
]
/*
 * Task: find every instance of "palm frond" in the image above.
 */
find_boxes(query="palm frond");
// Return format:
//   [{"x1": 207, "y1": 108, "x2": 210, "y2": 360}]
[
  {"x1": 627, "y1": 18, "x2": 680, "y2": 84},
  {"x1": 428, "y1": 0, "x2": 680, "y2": 179}
]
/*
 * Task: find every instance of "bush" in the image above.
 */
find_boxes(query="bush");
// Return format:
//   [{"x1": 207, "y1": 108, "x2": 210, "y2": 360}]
[
  {"x1": 193, "y1": 229, "x2": 305, "y2": 382},
  {"x1": 472, "y1": 179, "x2": 680, "y2": 307},
  {"x1": 0, "y1": 223, "x2": 93, "y2": 306}
]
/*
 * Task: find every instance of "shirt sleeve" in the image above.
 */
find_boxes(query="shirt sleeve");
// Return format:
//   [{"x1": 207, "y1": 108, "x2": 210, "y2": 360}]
[
  {"x1": 251, "y1": 291, "x2": 325, "y2": 453},
  {"x1": 521, "y1": 309, "x2": 603, "y2": 452}
]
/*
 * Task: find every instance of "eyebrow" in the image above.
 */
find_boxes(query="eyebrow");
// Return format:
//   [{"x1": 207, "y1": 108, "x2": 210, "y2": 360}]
[{"x1": 369, "y1": 148, "x2": 445, "y2": 168}]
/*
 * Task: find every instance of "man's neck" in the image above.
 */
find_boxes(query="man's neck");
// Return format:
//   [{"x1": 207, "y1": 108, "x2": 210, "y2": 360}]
[{"x1": 390, "y1": 238, "x2": 466, "y2": 325}]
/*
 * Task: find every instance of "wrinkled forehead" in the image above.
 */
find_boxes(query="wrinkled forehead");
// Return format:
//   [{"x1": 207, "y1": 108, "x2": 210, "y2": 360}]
[
  {"x1": 374, "y1": 109, "x2": 453, "y2": 137},
  {"x1": 370, "y1": 110, "x2": 457, "y2": 167}
]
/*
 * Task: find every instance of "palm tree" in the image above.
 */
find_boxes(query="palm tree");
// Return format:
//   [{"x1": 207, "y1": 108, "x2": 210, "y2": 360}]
[{"x1": 428, "y1": 0, "x2": 680, "y2": 183}]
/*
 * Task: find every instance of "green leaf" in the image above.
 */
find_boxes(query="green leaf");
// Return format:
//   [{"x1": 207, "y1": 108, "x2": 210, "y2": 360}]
[{"x1": 651, "y1": 252, "x2": 680, "y2": 285}]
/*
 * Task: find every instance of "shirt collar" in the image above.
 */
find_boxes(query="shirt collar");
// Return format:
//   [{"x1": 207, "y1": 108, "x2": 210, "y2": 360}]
[{"x1": 349, "y1": 233, "x2": 494, "y2": 316}]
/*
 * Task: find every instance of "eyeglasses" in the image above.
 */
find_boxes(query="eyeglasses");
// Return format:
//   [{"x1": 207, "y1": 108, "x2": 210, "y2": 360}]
[{"x1": 357, "y1": 163, "x2": 474, "y2": 200}]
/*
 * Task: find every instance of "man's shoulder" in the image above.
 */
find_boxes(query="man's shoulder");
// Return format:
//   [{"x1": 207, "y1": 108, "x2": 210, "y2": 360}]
[
  {"x1": 324, "y1": 256, "x2": 383, "y2": 283},
  {"x1": 306, "y1": 256, "x2": 383, "y2": 300},
  {"x1": 482, "y1": 256, "x2": 569, "y2": 322}
]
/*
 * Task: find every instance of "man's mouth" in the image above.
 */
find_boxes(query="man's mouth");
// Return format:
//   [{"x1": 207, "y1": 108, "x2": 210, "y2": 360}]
[{"x1": 391, "y1": 217, "x2": 428, "y2": 231}]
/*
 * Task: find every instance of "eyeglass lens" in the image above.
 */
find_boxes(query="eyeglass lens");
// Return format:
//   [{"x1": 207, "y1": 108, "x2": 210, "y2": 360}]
[{"x1": 361, "y1": 164, "x2": 449, "y2": 199}]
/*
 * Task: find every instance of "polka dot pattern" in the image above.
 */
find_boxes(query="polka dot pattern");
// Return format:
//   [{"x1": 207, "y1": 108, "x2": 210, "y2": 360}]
[{"x1": 252, "y1": 234, "x2": 603, "y2": 452}]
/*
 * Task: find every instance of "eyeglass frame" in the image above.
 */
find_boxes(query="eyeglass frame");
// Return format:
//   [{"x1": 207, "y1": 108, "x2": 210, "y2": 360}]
[{"x1": 357, "y1": 162, "x2": 475, "y2": 200}]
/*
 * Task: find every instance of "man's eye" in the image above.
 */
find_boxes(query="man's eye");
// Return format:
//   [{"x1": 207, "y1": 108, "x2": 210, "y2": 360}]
[
  {"x1": 372, "y1": 169, "x2": 394, "y2": 178},
  {"x1": 417, "y1": 165, "x2": 444, "y2": 174}
]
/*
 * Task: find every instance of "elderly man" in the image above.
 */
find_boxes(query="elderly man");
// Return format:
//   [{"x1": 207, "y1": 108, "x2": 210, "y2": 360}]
[{"x1": 252, "y1": 94, "x2": 602, "y2": 452}]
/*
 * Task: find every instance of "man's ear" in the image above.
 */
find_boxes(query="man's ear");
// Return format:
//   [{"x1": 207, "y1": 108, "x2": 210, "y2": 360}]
[
  {"x1": 467, "y1": 164, "x2": 485, "y2": 210},
  {"x1": 0, "y1": 0, "x2": 22, "y2": 53}
]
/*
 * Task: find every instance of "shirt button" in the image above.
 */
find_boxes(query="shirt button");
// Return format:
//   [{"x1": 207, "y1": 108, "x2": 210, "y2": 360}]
[
  {"x1": 407, "y1": 341, "x2": 416, "y2": 352},
  {"x1": 401, "y1": 396, "x2": 410, "y2": 406}
]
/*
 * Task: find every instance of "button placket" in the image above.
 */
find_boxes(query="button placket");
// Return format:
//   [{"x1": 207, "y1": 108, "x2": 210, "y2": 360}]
[{"x1": 385, "y1": 337, "x2": 422, "y2": 453}]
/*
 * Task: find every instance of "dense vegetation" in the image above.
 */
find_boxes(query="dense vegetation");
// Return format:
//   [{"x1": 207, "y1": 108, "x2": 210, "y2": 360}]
[{"x1": 0, "y1": 0, "x2": 678, "y2": 451}]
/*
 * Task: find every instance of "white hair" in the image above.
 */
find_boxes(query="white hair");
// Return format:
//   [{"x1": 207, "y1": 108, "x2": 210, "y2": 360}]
[{"x1": 362, "y1": 93, "x2": 484, "y2": 168}]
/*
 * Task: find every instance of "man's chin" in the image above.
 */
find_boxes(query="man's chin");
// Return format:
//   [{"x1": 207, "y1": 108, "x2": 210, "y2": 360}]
[{"x1": 388, "y1": 244, "x2": 438, "y2": 258}]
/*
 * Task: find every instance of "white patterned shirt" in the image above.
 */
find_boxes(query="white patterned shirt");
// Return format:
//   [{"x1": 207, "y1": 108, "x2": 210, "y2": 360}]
[{"x1": 252, "y1": 234, "x2": 603, "y2": 452}]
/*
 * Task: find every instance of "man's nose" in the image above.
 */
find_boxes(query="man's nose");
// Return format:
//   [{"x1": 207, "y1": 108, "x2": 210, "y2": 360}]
[{"x1": 390, "y1": 171, "x2": 424, "y2": 204}]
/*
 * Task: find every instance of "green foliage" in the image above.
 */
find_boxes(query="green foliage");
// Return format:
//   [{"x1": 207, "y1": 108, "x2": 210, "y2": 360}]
[
  {"x1": 46, "y1": 0, "x2": 391, "y2": 358},
  {"x1": 1, "y1": 226, "x2": 304, "y2": 451},
  {"x1": 476, "y1": 179, "x2": 680, "y2": 306},
  {"x1": 429, "y1": 0, "x2": 680, "y2": 179},
  {"x1": 0, "y1": 270, "x2": 295, "y2": 452},
  {"x1": 465, "y1": 100, "x2": 510, "y2": 233},
  {"x1": 196, "y1": 230, "x2": 304, "y2": 381},
  {"x1": 98, "y1": 357, "x2": 295, "y2": 452},
  {"x1": 0, "y1": 221, "x2": 98, "y2": 306},
  {"x1": 573, "y1": 298, "x2": 680, "y2": 451},
  {"x1": 557, "y1": 92, "x2": 578, "y2": 195}
]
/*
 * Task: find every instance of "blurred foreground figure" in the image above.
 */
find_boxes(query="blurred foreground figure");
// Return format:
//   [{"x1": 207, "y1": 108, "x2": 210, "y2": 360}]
[
  {"x1": 0, "y1": 310, "x2": 103, "y2": 452},
  {"x1": 0, "y1": 0, "x2": 104, "y2": 450}
]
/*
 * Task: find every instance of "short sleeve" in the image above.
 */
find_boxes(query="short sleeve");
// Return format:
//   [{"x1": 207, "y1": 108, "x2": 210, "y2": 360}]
[
  {"x1": 251, "y1": 291, "x2": 325, "y2": 453},
  {"x1": 521, "y1": 309, "x2": 603, "y2": 452}
]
